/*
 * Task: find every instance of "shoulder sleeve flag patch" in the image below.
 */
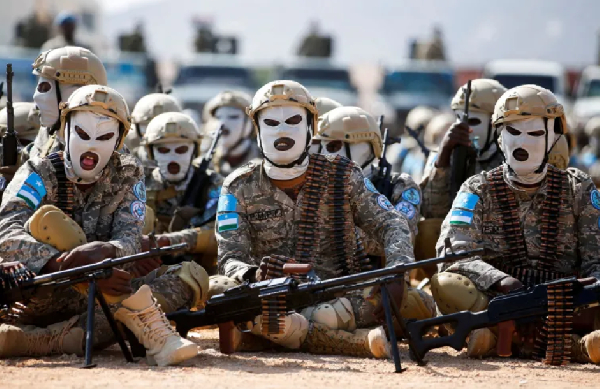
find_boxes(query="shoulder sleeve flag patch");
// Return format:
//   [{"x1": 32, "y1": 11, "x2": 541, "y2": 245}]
[
  {"x1": 218, "y1": 194, "x2": 238, "y2": 213},
  {"x1": 25, "y1": 172, "x2": 46, "y2": 197},
  {"x1": 449, "y1": 210, "x2": 474, "y2": 225},
  {"x1": 217, "y1": 213, "x2": 239, "y2": 232},
  {"x1": 453, "y1": 192, "x2": 480, "y2": 211}
]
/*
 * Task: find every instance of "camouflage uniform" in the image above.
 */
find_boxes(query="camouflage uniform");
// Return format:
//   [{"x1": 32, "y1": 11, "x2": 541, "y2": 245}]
[
  {"x1": 213, "y1": 140, "x2": 261, "y2": 177},
  {"x1": 436, "y1": 164, "x2": 600, "y2": 292},
  {"x1": 0, "y1": 152, "x2": 196, "y2": 346},
  {"x1": 217, "y1": 155, "x2": 415, "y2": 326}
]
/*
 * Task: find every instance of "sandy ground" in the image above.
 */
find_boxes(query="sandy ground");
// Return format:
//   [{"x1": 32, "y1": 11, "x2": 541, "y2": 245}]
[{"x1": 1, "y1": 328, "x2": 598, "y2": 389}]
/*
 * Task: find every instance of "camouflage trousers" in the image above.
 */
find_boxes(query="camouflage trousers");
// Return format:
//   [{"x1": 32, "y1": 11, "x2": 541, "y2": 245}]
[{"x1": 7, "y1": 264, "x2": 193, "y2": 350}]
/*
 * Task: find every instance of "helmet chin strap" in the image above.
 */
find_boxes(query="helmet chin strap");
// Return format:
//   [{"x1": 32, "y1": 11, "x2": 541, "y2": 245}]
[
  {"x1": 48, "y1": 80, "x2": 63, "y2": 136},
  {"x1": 533, "y1": 118, "x2": 561, "y2": 174}
]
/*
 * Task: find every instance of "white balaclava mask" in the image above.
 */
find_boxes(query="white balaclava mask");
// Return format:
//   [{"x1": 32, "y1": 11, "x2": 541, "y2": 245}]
[
  {"x1": 214, "y1": 106, "x2": 251, "y2": 155},
  {"x1": 258, "y1": 105, "x2": 310, "y2": 180},
  {"x1": 33, "y1": 77, "x2": 80, "y2": 128},
  {"x1": 500, "y1": 116, "x2": 555, "y2": 185},
  {"x1": 454, "y1": 109, "x2": 493, "y2": 153},
  {"x1": 320, "y1": 140, "x2": 374, "y2": 170},
  {"x1": 65, "y1": 111, "x2": 119, "y2": 184},
  {"x1": 153, "y1": 141, "x2": 195, "y2": 183}
]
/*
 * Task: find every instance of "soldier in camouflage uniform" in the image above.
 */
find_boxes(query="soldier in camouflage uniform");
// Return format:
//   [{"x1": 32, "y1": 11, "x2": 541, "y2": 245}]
[
  {"x1": 432, "y1": 85, "x2": 600, "y2": 363},
  {"x1": 580, "y1": 116, "x2": 600, "y2": 186},
  {"x1": 216, "y1": 80, "x2": 429, "y2": 358},
  {"x1": 0, "y1": 85, "x2": 208, "y2": 366},
  {"x1": 24, "y1": 46, "x2": 108, "y2": 163},
  {"x1": 0, "y1": 103, "x2": 41, "y2": 198},
  {"x1": 420, "y1": 79, "x2": 507, "y2": 219},
  {"x1": 308, "y1": 96, "x2": 342, "y2": 154},
  {"x1": 141, "y1": 112, "x2": 223, "y2": 272},
  {"x1": 126, "y1": 93, "x2": 182, "y2": 169},
  {"x1": 202, "y1": 91, "x2": 260, "y2": 176}
]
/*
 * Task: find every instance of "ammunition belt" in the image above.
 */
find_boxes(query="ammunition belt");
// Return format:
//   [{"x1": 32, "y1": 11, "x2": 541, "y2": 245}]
[
  {"x1": 496, "y1": 266, "x2": 568, "y2": 288},
  {"x1": 533, "y1": 279, "x2": 574, "y2": 366},
  {"x1": 260, "y1": 294, "x2": 286, "y2": 336},
  {"x1": 48, "y1": 152, "x2": 75, "y2": 219},
  {"x1": 487, "y1": 165, "x2": 566, "y2": 278}
]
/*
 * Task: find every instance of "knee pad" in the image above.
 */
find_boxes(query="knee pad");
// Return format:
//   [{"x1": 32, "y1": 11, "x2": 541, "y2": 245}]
[
  {"x1": 26, "y1": 205, "x2": 86, "y2": 251},
  {"x1": 208, "y1": 275, "x2": 239, "y2": 299},
  {"x1": 301, "y1": 298, "x2": 356, "y2": 332},
  {"x1": 192, "y1": 228, "x2": 218, "y2": 255},
  {"x1": 431, "y1": 272, "x2": 489, "y2": 315},
  {"x1": 251, "y1": 313, "x2": 309, "y2": 349},
  {"x1": 400, "y1": 288, "x2": 436, "y2": 320},
  {"x1": 175, "y1": 262, "x2": 210, "y2": 309}
]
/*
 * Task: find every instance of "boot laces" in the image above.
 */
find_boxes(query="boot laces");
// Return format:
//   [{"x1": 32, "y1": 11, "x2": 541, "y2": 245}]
[
  {"x1": 24, "y1": 316, "x2": 78, "y2": 356},
  {"x1": 126, "y1": 300, "x2": 178, "y2": 346}
]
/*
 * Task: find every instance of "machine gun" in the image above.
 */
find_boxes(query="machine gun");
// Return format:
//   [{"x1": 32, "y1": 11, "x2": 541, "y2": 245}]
[
  {"x1": 373, "y1": 115, "x2": 400, "y2": 200},
  {"x1": 1, "y1": 64, "x2": 18, "y2": 169},
  {"x1": 405, "y1": 277, "x2": 600, "y2": 366},
  {"x1": 170, "y1": 124, "x2": 224, "y2": 232},
  {"x1": 404, "y1": 125, "x2": 430, "y2": 160},
  {"x1": 0, "y1": 243, "x2": 188, "y2": 368},
  {"x1": 168, "y1": 241, "x2": 485, "y2": 373},
  {"x1": 449, "y1": 79, "x2": 475, "y2": 199}
]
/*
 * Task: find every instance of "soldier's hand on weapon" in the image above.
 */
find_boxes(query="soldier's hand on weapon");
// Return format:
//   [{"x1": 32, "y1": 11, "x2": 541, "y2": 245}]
[
  {"x1": 0, "y1": 164, "x2": 19, "y2": 182},
  {"x1": 372, "y1": 280, "x2": 406, "y2": 321},
  {"x1": 55, "y1": 241, "x2": 119, "y2": 270},
  {"x1": 256, "y1": 255, "x2": 297, "y2": 281},
  {"x1": 436, "y1": 121, "x2": 472, "y2": 168},
  {"x1": 492, "y1": 276, "x2": 523, "y2": 294},
  {"x1": 96, "y1": 268, "x2": 132, "y2": 295},
  {"x1": 132, "y1": 235, "x2": 169, "y2": 278}
]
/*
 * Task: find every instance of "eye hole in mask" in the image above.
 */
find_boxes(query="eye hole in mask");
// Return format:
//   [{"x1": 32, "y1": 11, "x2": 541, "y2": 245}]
[
  {"x1": 96, "y1": 132, "x2": 115, "y2": 141},
  {"x1": 467, "y1": 117, "x2": 482, "y2": 126},
  {"x1": 263, "y1": 118, "x2": 280, "y2": 127},
  {"x1": 285, "y1": 115, "x2": 303, "y2": 125},
  {"x1": 157, "y1": 146, "x2": 170, "y2": 154},
  {"x1": 175, "y1": 145, "x2": 189, "y2": 154},
  {"x1": 37, "y1": 81, "x2": 52, "y2": 93},
  {"x1": 75, "y1": 125, "x2": 91, "y2": 140},
  {"x1": 506, "y1": 126, "x2": 521, "y2": 136},
  {"x1": 227, "y1": 114, "x2": 240, "y2": 120},
  {"x1": 527, "y1": 130, "x2": 545, "y2": 137},
  {"x1": 326, "y1": 140, "x2": 343, "y2": 153}
]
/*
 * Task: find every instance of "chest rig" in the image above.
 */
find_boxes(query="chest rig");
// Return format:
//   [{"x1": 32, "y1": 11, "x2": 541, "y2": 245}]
[
  {"x1": 486, "y1": 165, "x2": 569, "y2": 287},
  {"x1": 47, "y1": 152, "x2": 75, "y2": 218},
  {"x1": 294, "y1": 154, "x2": 370, "y2": 275}
]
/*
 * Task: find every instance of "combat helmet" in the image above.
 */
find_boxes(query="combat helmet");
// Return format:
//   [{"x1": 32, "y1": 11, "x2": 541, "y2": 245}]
[
  {"x1": 247, "y1": 80, "x2": 318, "y2": 134},
  {"x1": 406, "y1": 105, "x2": 437, "y2": 133},
  {"x1": 584, "y1": 116, "x2": 600, "y2": 138},
  {"x1": 315, "y1": 97, "x2": 342, "y2": 117},
  {"x1": 59, "y1": 85, "x2": 131, "y2": 150},
  {"x1": 492, "y1": 84, "x2": 567, "y2": 134},
  {"x1": 142, "y1": 112, "x2": 202, "y2": 159},
  {"x1": 314, "y1": 106, "x2": 383, "y2": 158},
  {"x1": 452, "y1": 79, "x2": 507, "y2": 114},
  {"x1": 0, "y1": 102, "x2": 40, "y2": 142},
  {"x1": 203, "y1": 90, "x2": 251, "y2": 123},
  {"x1": 32, "y1": 46, "x2": 107, "y2": 86},
  {"x1": 131, "y1": 93, "x2": 182, "y2": 136}
]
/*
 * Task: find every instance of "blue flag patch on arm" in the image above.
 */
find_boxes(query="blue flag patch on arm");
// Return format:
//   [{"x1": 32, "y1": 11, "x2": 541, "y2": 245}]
[
  {"x1": 218, "y1": 194, "x2": 237, "y2": 213},
  {"x1": 217, "y1": 213, "x2": 239, "y2": 232},
  {"x1": 17, "y1": 184, "x2": 43, "y2": 209},
  {"x1": 453, "y1": 192, "x2": 480, "y2": 211},
  {"x1": 25, "y1": 172, "x2": 46, "y2": 197},
  {"x1": 449, "y1": 210, "x2": 474, "y2": 225}
]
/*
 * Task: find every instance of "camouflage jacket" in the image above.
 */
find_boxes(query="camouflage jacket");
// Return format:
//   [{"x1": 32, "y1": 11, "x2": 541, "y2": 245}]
[
  {"x1": 436, "y1": 164, "x2": 600, "y2": 292},
  {"x1": 0, "y1": 152, "x2": 145, "y2": 273},
  {"x1": 217, "y1": 154, "x2": 414, "y2": 283},
  {"x1": 420, "y1": 149, "x2": 503, "y2": 219},
  {"x1": 362, "y1": 167, "x2": 421, "y2": 256},
  {"x1": 213, "y1": 142, "x2": 261, "y2": 177},
  {"x1": 21, "y1": 127, "x2": 62, "y2": 163}
]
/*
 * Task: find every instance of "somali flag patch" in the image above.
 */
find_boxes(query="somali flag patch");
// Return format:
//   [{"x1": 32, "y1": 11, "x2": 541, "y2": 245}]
[
  {"x1": 452, "y1": 192, "x2": 480, "y2": 211},
  {"x1": 17, "y1": 184, "x2": 43, "y2": 209},
  {"x1": 218, "y1": 194, "x2": 237, "y2": 213},
  {"x1": 25, "y1": 172, "x2": 46, "y2": 197},
  {"x1": 217, "y1": 213, "x2": 239, "y2": 232},
  {"x1": 449, "y1": 210, "x2": 474, "y2": 225}
]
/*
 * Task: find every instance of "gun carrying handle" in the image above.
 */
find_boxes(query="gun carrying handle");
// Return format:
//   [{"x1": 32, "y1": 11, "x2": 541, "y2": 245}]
[
  {"x1": 282, "y1": 263, "x2": 312, "y2": 274},
  {"x1": 218, "y1": 321, "x2": 236, "y2": 355},
  {"x1": 496, "y1": 320, "x2": 515, "y2": 357}
]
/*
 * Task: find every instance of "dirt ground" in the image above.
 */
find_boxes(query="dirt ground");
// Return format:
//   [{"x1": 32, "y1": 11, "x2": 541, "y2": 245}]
[{"x1": 1, "y1": 328, "x2": 598, "y2": 389}]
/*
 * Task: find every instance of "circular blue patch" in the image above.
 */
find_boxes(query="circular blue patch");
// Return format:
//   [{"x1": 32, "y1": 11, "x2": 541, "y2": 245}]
[
  {"x1": 592, "y1": 190, "x2": 600, "y2": 210},
  {"x1": 133, "y1": 181, "x2": 147, "y2": 203},
  {"x1": 130, "y1": 200, "x2": 146, "y2": 221},
  {"x1": 402, "y1": 188, "x2": 421, "y2": 205},
  {"x1": 364, "y1": 178, "x2": 379, "y2": 194},
  {"x1": 377, "y1": 195, "x2": 394, "y2": 211},
  {"x1": 395, "y1": 200, "x2": 416, "y2": 220}
]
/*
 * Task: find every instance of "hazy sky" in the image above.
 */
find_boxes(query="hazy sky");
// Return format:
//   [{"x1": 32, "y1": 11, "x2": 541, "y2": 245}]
[{"x1": 102, "y1": 0, "x2": 600, "y2": 67}]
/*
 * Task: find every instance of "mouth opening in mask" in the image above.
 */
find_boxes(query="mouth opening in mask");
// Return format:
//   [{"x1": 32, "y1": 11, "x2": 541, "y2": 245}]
[
  {"x1": 512, "y1": 148, "x2": 529, "y2": 162},
  {"x1": 274, "y1": 137, "x2": 296, "y2": 151},
  {"x1": 167, "y1": 162, "x2": 181, "y2": 175},
  {"x1": 80, "y1": 151, "x2": 99, "y2": 171},
  {"x1": 221, "y1": 126, "x2": 231, "y2": 136}
]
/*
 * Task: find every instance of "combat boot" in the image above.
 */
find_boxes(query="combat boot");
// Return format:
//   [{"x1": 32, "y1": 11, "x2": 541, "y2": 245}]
[
  {"x1": 0, "y1": 316, "x2": 84, "y2": 357},
  {"x1": 572, "y1": 331, "x2": 600, "y2": 363},
  {"x1": 114, "y1": 285, "x2": 198, "y2": 366},
  {"x1": 303, "y1": 322, "x2": 390, "y2": 359},
  {"x1": 467, "y1": 328, "x2": 497, "y2": 358}
]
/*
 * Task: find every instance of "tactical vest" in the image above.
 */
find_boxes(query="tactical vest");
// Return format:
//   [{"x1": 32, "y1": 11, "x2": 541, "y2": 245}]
[
  {"x1": 48, "y1": 152, "x2": 75, "y2": 218},
  {"x1": 486, "y1": 165, "x2": 570, "y2": 287},
  {"x1": 294, "y1": 154, "x2": 370, "y2": 276}
]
